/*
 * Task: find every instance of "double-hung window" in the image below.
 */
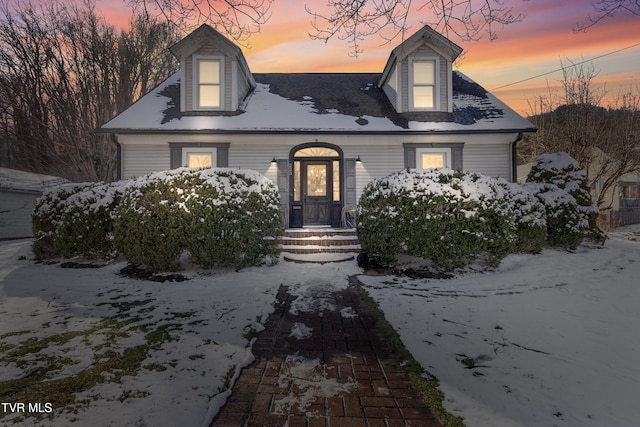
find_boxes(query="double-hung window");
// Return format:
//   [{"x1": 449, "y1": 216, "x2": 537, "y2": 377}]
[
  {"x1": 196, "y1": 58, "x2": 221, "y2": 109},
  {"x1": 411, "y1": 59, "x2": 437, "y2": 110}
]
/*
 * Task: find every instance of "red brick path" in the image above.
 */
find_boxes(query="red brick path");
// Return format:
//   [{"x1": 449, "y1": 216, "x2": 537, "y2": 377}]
[{"x1": 211, "y1": 279, "x2": 442, "y2": 427}]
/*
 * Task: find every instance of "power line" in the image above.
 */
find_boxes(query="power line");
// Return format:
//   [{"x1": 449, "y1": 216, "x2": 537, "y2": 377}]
[{"x1": 490, "y1": 41, "x2": 640, "y2": 91}]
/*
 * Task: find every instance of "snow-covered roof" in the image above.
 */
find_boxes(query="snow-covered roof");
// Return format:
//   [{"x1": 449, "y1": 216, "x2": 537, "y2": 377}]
[
  {"x1": 99, "y1": 71, "x2": 535, "y2": 134},
  {"x1": 0, "y1": 167, "x2": 69, "y2": 194}
]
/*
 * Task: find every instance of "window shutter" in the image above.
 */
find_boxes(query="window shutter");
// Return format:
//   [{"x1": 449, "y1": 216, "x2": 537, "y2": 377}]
[
  {"x1": 404, "y1": 146, "x2": 416, "y2": 168},
  {"x1": 170, "y1": 146, "x2": 181, "y2": 169},
  {"x1": 217, "y1": 146, "x2": 229, "y2": 167},
  {"x1": 345, "y1": 159, "x2": 356, "y2": 205},
  {"x1": 452, "y1": 146, "x2": 463, "y2": 170},
  {"x1": 277, "y1": 159, "x2": 289, "y2": 227}
]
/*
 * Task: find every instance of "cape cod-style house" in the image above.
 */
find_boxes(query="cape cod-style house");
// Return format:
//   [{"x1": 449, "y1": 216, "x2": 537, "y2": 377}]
[{"x1": 99, "y1": 24, "x2": 536, "y2": 229}]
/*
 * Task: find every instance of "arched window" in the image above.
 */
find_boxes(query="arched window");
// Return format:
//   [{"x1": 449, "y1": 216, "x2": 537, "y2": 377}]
[{"x1": 293, "y1": 147, "x2": 340, "y2": 158}]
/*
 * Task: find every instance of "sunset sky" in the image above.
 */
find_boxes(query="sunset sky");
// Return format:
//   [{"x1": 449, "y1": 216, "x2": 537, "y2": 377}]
[{"x1": 95, "y1": 0, "x2": 640, "y2": 115}]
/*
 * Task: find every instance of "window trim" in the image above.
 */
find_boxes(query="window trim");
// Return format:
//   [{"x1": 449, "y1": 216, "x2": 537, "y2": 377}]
[
  {"x1": 403, "y1": 142, "x2": 464, "y2": 171},
  {"x1": 169, "y1": 143, "x2": 229, "y2": 169},
  {"x1": 416, "y1": 147, "x2": 451, "y2": 169},
  {"x1": 181, "y1": 147, "x2": 217, "y2": 168},
  {"x1": 409, "y1": 57, "x2": 440, "y2": 111},
  {"x1": 193, "y1": 55, "x2": 224, "y2": 110}
]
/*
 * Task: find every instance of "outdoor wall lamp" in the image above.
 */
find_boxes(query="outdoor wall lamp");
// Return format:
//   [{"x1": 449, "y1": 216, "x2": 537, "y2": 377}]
[
  {"x1": 271, "y1": 156, "x2": 277, "y2": 164},
  {"x1": 356, "y1": 155, "x2": 362, "y2": 163}
]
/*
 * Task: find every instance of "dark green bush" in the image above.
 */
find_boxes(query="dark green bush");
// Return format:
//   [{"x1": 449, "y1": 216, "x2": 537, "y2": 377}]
[
  {"x1": 114, "y1": 171, "x2": 190, "y2": 272},
  {"x1": 56, "y1": 182, "x2": 126, "y2": 260},
  {"x1": 114, "y1": 168, "x2": 283, "y2": 272},
  {"x1": 183, "y1": 168, "x2": 283, "y2": 269},
  {"x1": 526, "y1": 152, "x2": 597, "y2": 249},
  {"x1": 31, "y1": 183, "x2": 102, "y2": 259},
  {"x1": 357, "y1": 169, "x2": 517, "y2": 271},
  {"x1": 497, "y1": 181, "x2": 547, "y2": 253}
]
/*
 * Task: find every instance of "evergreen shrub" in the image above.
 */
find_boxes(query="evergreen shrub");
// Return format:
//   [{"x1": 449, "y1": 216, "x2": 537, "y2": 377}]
[
  {"x1": 114, "y1": 170, "x2": 191, "y2": 272},
  {"x1": 497, "y1": 181, "x2": 547, "y2": 253},
  {"x1": 357, "y1": 169, "x2": 518, "y2": 271},
  {"x1": 182, "y1": 168, "x2": 283, "y2": 269},
  {"x1": 526, "y1": 152, "x2": 597, "y2": 249},
  {"x1": 32, "y1": 182, "x2": 124, "y2": 260},
  {"x1": 114, "y1": 168, "x2": 283, "y2": 272}
]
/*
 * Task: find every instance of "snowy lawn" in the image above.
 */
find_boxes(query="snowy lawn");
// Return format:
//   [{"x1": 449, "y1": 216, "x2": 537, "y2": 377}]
[
  {"x1": 2, "y1": 227, "x2": 639, "y2": 427},
  {"x1": 359, "y1": 227, "x2": 640, "y2": 427},
  {"x1": 0, "y1": 240, "x2": 358, "y2": 426}
]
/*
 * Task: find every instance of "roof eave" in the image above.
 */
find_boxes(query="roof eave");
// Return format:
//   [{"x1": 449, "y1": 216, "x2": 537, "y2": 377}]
[{"x1": 97, "y1": 127, "x2": 538, "y2": 136}]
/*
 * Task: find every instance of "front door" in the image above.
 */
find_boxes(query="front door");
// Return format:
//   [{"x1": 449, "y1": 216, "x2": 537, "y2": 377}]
[{"x1": 303, "y1": 161, "x2": 331, "y2": 225}]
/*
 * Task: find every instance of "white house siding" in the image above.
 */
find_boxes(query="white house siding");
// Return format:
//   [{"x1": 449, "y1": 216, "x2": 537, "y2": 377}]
[
  {"x1": 463, "y1": 142, "x2": 512, "y2": 180},
  {"x1": 121, "y1": 142, "x2": 170, "y2": 179},
  {"x1": 117, "y1": 133, "x2": 516, "y2": 201}
]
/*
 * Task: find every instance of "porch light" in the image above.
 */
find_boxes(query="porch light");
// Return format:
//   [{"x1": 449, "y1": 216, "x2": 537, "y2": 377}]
[
  {"x1": 271, "y1": 156, "x2": 277, "y2": 164},
  {"x1": 356, "y1": 155, "x2": 362, "y2": 163}
]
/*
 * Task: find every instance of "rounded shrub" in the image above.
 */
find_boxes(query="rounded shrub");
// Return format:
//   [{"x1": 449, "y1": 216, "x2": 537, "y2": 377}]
[
  {"x1": 32, "y1": 182, "x2": 124, "y2": 260},
  {"x1": 115, "y1": 170, "x2": 196, "y2": 273},
  {"x1": 497, "y1": 181, "x2": 547, "y2": 253},
  {"x1": 523, "y1": 182, "x2": 588, "y2": 250},
  {"x1": 114, "y1": 168, "x2": 283, "y2": 272},
  {"x1": 357, "y1": 168, "x2": 517, "y2": 271},
  {"x1": 56, "y1": 182, "x2": 127, "y2": 260},
  {"x1": 182, "y1": 168, "x2": 283, "y2": 269},
  {"x1": 526, "y1": 152, "x2": 598, "y2": 249}
]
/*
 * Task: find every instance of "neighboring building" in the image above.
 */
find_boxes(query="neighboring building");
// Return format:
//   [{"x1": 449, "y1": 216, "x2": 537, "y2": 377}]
[
  {"x1": 99, "y1": 24, "x2": 536, "y2": 228},
  {"x1": 0, "y1": 167, "x2": 68, "y2": 240},
  {"x1": 518, "y1": 161, "x2": 640, "y2": 226}
]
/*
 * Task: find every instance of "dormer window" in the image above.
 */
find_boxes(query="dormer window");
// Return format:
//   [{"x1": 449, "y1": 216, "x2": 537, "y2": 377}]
[
  {"x1": 410, "y1": 58, "x2": 439, "y2": 110},
  {"x1": 195, "y1": 56, "x2": 223, "y2": 109}
]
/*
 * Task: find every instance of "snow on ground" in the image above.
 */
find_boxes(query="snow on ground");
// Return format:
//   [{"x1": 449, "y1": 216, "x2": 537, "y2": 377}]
[
  {"x1": 0, "y1": 240, "x2": 358, "y2": 427},
  {"x1": 1, "y1": 226, "x2": 639, "y2": 427},
  {"x1": 360, "y1": 228, "x2": 640, "y2": 427}
]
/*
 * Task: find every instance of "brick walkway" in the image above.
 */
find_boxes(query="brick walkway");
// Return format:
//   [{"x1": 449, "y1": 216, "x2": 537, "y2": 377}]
[{"x1": 211, "y1": 278, "x2": 442, "y2": 427}]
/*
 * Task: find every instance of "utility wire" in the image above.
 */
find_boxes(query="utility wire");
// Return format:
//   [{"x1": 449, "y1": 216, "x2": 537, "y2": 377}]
[{"x1": 490, "y1": 41, "x2": 640, "y2": 91}]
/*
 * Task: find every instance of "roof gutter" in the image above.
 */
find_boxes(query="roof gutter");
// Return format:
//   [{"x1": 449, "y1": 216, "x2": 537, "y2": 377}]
[
  {"x1": 96, "y1": 127, "x2": 537, "y2": 136},
  {"x1": 511, "y1": 132, "x2": 523, "y2": 183}
]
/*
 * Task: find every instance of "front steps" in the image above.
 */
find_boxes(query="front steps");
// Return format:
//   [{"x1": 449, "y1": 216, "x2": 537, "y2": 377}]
[{"x1": 280, "y1": 228, "x2": 361, "y2": 263}]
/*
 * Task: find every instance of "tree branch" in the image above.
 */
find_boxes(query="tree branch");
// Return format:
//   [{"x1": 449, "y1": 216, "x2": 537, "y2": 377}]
[
  {"x1": 127, "y1": 0, "x2": 273, "y2": 44},
  {"x1": 575, "y1": 0, "x2": 640, "y2": 32}
]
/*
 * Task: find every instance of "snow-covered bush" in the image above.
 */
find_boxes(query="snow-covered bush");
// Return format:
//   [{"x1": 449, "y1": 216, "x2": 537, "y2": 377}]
[
  {"x1": 357, "y1": 169, "x2": 518, "y2": 271},
  {"x1": 33, "y1": 183, "x2": 92, "y2": 259},
  {"x1": 526, "y1": 152, "x2": 598, "y2": 249},
  {"x1": 114, "y1": 168, "x2": 283, "y2": 272},
  {"x1": 497, "y1": 181, "x2": 547, "y2": 253},
  {"x1": 182, "y1": 168, "x2": 283, "y2": 269},
  {"x1": 32, "y1": 182, "x2": 125, "y2": 260}
]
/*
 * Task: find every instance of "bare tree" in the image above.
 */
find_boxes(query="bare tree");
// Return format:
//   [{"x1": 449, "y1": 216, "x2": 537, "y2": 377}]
[
  {"x1": 0, "y1": 0, "x2": 180, "y2": 181},
  {"x1": 576, "y1": 0, "x2": 640, "y2": 31},
  {"x1": 126, "y1": 0, "x2": 273, "y2": 44},
  {"x1": 523, "y1": 61, "x2": 640, "y2": 210},
  {"x1": 127, "y1": 0, "x2": 639, "y2": 57},
  {"x1": 306, "y1": 0, "x2": 525, "y2": 56}
]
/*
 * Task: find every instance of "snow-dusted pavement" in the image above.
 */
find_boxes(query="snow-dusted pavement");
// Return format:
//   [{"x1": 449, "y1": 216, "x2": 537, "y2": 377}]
[{"x1": 1, "y1": 227, "x2": 639, "y2": 427}]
